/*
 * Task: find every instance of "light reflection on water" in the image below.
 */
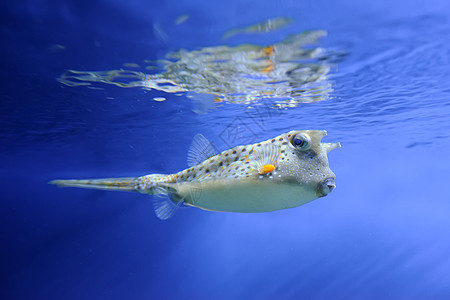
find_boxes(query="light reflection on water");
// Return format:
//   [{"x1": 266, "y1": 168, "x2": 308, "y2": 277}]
[{"x1": 58, "y1": 30, "x2": 334, "y2": 109}]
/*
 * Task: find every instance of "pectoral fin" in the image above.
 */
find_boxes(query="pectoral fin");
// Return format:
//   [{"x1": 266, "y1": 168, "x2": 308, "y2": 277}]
[{"x1": 250, "y1": 144, "x2": 280, "y2": 175}]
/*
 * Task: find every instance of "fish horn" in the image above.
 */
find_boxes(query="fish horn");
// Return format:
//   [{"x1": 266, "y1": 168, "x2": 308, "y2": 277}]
[{"x1": 322, "y1": 142, "x2": 341, "y2": 153}]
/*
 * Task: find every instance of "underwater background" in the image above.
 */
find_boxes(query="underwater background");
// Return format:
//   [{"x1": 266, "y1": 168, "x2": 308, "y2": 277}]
[{"x1": 1, "y1": 0, "x2": 450, "y2": 299}]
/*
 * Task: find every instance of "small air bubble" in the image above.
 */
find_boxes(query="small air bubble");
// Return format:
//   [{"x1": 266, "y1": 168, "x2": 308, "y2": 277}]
[{"x1": 153, "y1": 97, "x2": 166, "y2": 102}]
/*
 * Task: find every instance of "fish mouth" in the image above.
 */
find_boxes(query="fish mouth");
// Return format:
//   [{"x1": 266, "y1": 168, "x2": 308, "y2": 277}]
[{"x1": 317, "y1": 178, "x2": 336, "y2": 197}]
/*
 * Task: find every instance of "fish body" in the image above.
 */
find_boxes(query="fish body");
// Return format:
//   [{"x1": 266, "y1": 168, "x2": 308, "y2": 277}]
[
  {"x1": 180, "y1": 181, "x2": 317, "y2": 213},
  {"x1": 51, "y1": 130, "x2": 340, "y2": 219}
]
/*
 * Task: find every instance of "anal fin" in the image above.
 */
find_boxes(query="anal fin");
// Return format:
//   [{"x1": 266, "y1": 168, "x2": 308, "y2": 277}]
[
  {"x1": 152, "y1": 186, "x2": 184, "y2": 220},
  {"x1": 152, "y1": 183, "x2": 204, "y2": 220}
]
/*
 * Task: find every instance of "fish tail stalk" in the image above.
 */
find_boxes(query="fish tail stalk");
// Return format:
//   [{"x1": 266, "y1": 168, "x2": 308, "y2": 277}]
[
  {"x1": 134, "y1": 174, "x2": 178, "y2": 193},
  {"x1": 50, "y1": 177, "x2": 139, "y2": 192}
]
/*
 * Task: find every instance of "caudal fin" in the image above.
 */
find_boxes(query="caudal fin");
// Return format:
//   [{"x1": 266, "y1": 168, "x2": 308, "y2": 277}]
[
  {"x1": 50, "y1": 174, "x2": 185, "y2": 220},
  {"x1": 49, "y1": 177, "x2": 138, "y2": 192}
]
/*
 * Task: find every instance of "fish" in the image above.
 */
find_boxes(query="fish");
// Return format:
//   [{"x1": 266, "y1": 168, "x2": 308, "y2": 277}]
[{"x1": 50, "y1": 130, "x2": 340, "y2": 220}]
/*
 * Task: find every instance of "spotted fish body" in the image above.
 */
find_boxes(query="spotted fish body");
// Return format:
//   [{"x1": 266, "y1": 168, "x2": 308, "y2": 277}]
[{"x1": 51, "y1": 130, "x2": 340, "y2": 219}]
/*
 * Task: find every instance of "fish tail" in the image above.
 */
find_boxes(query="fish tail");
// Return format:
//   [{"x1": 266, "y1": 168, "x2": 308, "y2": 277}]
[
  {"x1": 50, "y1": 174, "x2": 181, "y2": 219},
  {"x1": 50, "y1": 177, "x2": 140, "y2": 192},
  {"x1": 50, "y1": 173, "x2": 178, "y2": 194}
]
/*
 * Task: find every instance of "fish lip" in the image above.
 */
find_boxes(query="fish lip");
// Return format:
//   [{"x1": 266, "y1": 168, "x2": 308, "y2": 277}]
[{"x1": 317, "y1": 177, "x2": 336, "y2": 197}]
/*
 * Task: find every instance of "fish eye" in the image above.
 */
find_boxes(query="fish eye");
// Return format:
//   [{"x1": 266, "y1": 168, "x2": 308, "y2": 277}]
[
  {"x1": 291, "y1": 133, "x2": 311, "y2": 151},
  {"x1": 294, "y1": 138, "x2": 304, "y2": 147}
]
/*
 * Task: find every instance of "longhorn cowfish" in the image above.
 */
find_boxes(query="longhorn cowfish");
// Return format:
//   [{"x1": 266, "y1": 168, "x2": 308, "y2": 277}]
[{"x1": 50, "y1": 130, "x2": 341, "y2": 220}]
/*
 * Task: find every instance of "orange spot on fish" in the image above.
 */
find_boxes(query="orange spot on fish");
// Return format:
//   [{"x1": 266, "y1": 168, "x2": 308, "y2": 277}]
[{"x1": 259, "y1": 164, "x2": 275, "y2": 175}]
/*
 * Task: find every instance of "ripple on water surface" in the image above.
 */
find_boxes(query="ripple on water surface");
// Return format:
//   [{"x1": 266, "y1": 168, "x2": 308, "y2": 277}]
[{"x1": 58, "y1": 30, "x2": 335, "y2": 109}]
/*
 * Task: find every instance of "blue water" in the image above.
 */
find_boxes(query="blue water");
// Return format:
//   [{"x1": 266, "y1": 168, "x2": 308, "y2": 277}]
[{"x1": 2, "y1": 0, "x2": 450, "y2": 299}]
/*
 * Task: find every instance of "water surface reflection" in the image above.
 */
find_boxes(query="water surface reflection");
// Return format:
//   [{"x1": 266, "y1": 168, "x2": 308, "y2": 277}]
[{"x1": 59, "y1": 30, "x2": 333, "y2": 109}]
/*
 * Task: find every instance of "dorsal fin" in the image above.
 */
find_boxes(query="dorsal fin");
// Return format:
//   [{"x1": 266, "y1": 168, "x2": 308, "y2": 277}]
[{"x1": 187, "y1": 134, "x2": 217, "y2": 167}]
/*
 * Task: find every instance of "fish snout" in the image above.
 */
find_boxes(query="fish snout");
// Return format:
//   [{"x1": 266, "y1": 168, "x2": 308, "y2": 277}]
[{"x1": 317, "y1": 178, "x2": 336, "y2": 197}]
